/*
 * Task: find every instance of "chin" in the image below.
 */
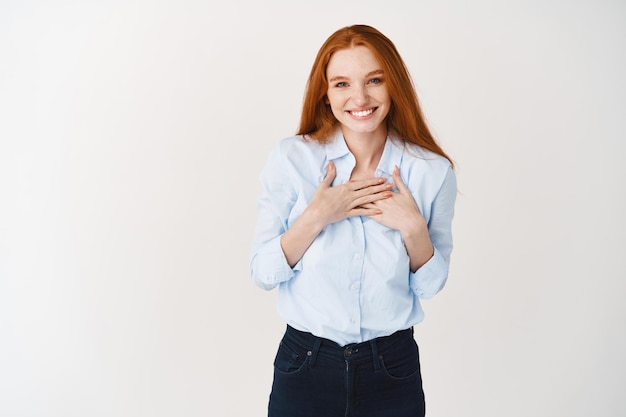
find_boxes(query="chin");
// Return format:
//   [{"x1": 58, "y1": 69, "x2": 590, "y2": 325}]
[{"x1": 346, "y1": 122, "x2": 385, "y2": 134}]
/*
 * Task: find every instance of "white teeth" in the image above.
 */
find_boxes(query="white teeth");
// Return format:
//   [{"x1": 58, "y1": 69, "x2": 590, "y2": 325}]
[{"x1": 351, "y1": 109, "x2": 374, "y2": 117}]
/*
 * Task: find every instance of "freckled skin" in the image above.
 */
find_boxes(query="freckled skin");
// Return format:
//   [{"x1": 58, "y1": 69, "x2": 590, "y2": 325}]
[{"x1": 326, "y1": 46, "x2": 391, "y2": 139}]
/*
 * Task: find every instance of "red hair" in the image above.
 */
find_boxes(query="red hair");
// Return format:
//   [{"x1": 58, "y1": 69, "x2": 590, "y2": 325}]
[{"x1": 297, "y1": 24, "x2": 453, "y2": 167}]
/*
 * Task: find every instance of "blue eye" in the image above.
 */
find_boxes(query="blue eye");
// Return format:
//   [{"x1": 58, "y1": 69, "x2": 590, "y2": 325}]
[
  {"x1": 369, "y1": 78, "x2": 382, "y2": 84},
  {"x1": 336, "y1": 82, "x2": 348, "y2": 87}
]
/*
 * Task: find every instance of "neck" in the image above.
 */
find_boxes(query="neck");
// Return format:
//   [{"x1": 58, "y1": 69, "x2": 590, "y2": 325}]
[{"x1": 342, "y1": 126, "x2": 387, "y2": 179}]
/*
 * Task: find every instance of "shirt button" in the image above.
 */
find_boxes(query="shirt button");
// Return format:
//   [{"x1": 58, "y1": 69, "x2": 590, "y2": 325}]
[
  {"x1": 376, "y1": 170, "x2": 383, "y2": 176},
  {"x1": 351, "y1": 283, "x2": 358, "y2": 290},
  {"x1": 354, "y1": 253, "x2": 362, "y2": 260},
  {"x1": 351, "y1": 317, "x2": 356, "y2": 323}
]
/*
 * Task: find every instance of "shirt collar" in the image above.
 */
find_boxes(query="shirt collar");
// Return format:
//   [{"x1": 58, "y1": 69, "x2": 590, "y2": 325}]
[
  {"x1": 324, "y1": 129, "x2": 405, "y2": 177},
  {"x1": 325, "y1": 129, "x2": 351, "y2": 161},
  {"x1": 376, "y1": 134, "x2": 405, "y2": 177}
]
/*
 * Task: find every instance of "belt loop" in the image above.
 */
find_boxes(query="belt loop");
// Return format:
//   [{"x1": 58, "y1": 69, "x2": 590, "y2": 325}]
[
  {"x1": 370, "y1": 339, "x2": 380, "y2": 371},
  {"x1": 308, "y1": 338, "x2": 322, "y2": 367}
]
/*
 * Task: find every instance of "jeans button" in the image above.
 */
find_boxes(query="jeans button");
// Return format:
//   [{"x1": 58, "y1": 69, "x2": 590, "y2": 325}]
[{"x1": 345, "y1": 347, "x2": 352, "y2": 356}]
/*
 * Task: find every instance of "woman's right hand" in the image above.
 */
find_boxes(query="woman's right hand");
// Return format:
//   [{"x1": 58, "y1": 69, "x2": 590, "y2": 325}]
[
  {"x1": 305, "y1": 161, "x2": 393, "y2": 229},
  {"x1": 279, "y1": 161, "x2": 392, "y2": 268}
]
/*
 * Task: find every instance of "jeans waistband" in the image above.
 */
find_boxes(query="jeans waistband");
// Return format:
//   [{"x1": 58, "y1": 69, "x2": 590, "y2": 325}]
[{"x1": 284, "y1": 325, "x2": 414, "y2": 368}]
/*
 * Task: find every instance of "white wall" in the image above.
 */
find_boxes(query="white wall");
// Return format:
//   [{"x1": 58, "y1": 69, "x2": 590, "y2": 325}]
[{"x1": 1, "y1": 1, "x2": 624, "y2": 416}]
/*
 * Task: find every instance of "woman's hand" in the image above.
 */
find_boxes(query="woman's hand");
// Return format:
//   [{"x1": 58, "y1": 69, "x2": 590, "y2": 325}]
[
  {"x1": 307, "y1": 161, "x2": 393, "y2": 228},
  {"x1": 280, "y1": 161, "x2": 392, "y2": 268},
  {"x1": 362, "y1": 166, "x2": 434, "y2": 271},
  {"x1": 362, "y1": 165, "x2": 423, "y2": 232}
]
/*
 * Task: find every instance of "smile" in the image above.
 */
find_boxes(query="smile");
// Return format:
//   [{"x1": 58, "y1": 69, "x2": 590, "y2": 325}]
[{"x1": 349, "y1": 108, "x2": 376, "y2": 117}]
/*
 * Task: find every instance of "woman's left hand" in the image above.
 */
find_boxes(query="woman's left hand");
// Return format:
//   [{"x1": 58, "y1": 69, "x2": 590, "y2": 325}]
[
  {"x1": 362, "y1": 166, "x2": 424, "y2": 233},
  {"x1": 361, "y1": 166, "x2": 434, "y2": 271}
]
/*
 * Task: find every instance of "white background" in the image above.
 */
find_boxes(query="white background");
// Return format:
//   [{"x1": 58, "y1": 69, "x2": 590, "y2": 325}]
[{"x1": 1, "y1": 1, "x2": 625, "y2": 416}]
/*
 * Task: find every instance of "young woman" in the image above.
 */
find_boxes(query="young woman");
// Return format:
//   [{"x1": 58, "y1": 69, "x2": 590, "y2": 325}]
[{"x1": 250, "y1": 24, "x2": 456, "y2": 417}]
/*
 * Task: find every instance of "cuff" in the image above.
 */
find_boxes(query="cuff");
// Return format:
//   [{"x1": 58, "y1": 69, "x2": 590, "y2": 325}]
[
  {"x1": 409, "y1": 246, "x2": 449, "y2": 299},
  {"x1": 251, "y1": 236, "x2": 297, "y2": 290}
]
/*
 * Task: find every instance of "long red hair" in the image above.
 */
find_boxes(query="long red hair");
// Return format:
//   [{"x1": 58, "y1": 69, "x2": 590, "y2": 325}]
[{"x1": 297, "y1": 24, "x2": 453, "y2": 167}]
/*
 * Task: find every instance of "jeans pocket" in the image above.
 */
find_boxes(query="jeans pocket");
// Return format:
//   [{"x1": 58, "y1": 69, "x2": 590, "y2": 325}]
[
  {"x1": 273, "y1": 340, "x2": 309, "y2": 375},
  {"x1": 379, "y1": 341, "x2": 421, "y2": 382}
]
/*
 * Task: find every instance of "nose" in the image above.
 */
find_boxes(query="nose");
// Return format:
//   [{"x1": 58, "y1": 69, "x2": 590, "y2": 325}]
[{"x1": 352, "y1": 85, "x2": 369, "y2": 105}]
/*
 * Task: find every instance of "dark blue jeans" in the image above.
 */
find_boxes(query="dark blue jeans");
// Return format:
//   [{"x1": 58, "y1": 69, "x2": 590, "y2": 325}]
[{"x1": 268, "y1": 325, "x2": 425, "y2": 417}]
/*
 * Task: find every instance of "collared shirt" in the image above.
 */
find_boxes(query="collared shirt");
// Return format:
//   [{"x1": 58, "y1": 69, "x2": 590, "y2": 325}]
[{"x1": 250, "y1": 130, "x2": 457, "y2": 346}]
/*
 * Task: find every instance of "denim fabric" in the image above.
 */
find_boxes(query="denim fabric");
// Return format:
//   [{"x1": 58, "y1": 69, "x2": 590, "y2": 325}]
[{"x1": 268, "y1": 325, "x2": 425, "y2": 417}]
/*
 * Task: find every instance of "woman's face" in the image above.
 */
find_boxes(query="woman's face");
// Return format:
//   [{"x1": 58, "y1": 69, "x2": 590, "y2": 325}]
[{"x1": 325, "y1": 45, "x2": 391, "y2": 138}]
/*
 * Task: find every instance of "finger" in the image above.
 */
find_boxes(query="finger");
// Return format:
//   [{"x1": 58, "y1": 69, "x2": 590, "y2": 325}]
[
  {"x1": 392, "y1": 165, "x2": 410, "y2": 195},
  {"x1": 353, "y1": 182, "x2": 393, "y2": 199},
  {"x1": 352, "y1": 190, "x2": 392, "y2": 208},
  {"x1": 348, "y1": 207, "x2": 383, "y2": 217},
  {"x1": 321, "y1": 161, "x2": 336, "y2": 188},
  {"x1": 349, "y1": 177, "x2": 387, "y2": 191}
]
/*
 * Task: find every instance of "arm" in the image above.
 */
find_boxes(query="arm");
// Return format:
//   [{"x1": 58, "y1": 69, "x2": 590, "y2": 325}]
[
  {"x1": 391, "y1": 166, "x2": 436, "y2": 272},
  {"x1": 364, "y1": 164, "x2": 457, "y2": 298},
  {"x1": 249, "y1": 144, "x2": 296, "y2": 290},
  {"x1": 408, "y1": 165, "x2": 456, "y2": 298}
]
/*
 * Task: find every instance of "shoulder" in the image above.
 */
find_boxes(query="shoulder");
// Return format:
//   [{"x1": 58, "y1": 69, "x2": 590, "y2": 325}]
[
  {"x1": 387, "y1": 138, "x2": 455, "y2": 198},
  {"x1": 268, "y1": 135, "x2": 327, "y2": 169},
  {"x1": 396, "y1": 140, "x2": 452, "y2": 175},
  {"x1": 274, "y1": 135, "x2": 324, "y2": 154}
]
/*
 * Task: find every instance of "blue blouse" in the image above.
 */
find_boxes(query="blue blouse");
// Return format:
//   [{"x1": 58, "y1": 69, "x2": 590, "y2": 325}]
[{"x1": 250, "y1": 129, "x2": 457, "y2": 346}]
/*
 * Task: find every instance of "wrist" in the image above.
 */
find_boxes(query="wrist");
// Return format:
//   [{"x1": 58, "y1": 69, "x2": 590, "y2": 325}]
[
  {"x1": 400, "y1": 215, "x2": 428, "y2": 240},
  {"x1": 298, "y1": 207, "x2": 327, "y2": 235}
]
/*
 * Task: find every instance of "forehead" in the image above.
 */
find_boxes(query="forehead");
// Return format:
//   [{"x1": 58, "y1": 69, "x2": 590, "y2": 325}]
[{"x1": 326, "y1": 45, "x2": 383, "y2": 77}]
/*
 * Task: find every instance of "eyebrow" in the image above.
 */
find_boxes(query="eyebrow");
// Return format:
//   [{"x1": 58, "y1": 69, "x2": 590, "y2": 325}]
[{"x1": 328, "y1": 69, "x2": 384, "y2": 83}]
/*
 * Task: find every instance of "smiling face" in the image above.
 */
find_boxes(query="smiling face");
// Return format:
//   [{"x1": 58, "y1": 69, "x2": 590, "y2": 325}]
[{"x1": 325, "y1": 45, "x2": 391, "y2": 140}]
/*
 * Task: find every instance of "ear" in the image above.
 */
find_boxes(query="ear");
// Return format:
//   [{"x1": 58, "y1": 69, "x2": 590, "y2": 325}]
[{"x1": 324, "y1": 95, "x2": 330, "y2": 105}]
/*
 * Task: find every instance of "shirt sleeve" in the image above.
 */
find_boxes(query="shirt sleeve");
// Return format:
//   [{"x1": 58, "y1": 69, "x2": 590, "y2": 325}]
[
  {"x1": 409, "y1": 165, "x2": 457, "y2": 299},
  {"x1": 250, "y1": 142, "x2": 301, "y2": 290}
]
